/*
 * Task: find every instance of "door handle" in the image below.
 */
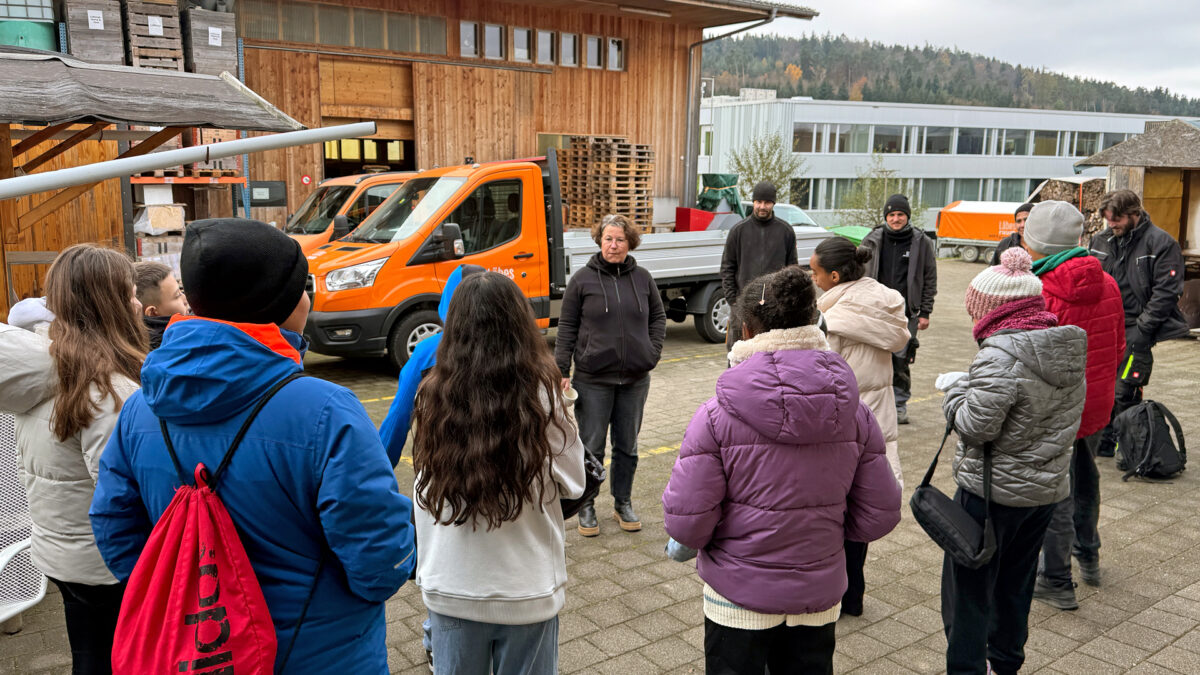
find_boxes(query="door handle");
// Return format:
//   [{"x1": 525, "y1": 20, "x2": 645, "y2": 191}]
[{"x1": 513, "y1": 252, "x2": 534, "y2": 259}]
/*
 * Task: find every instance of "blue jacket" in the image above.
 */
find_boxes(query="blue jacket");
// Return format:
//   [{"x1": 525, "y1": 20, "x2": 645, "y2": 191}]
[
  {"x1": 380, "y1": 264, "x2": 473, "y2": 464},
  {"x1": 90, "y1": 317, "x2": 415, "y2": 674}
]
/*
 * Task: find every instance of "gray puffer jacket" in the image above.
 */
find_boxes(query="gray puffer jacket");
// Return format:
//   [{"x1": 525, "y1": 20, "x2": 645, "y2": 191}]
[{"x1": 942, "y1": 325, "x2": 1086, "y2": 508}]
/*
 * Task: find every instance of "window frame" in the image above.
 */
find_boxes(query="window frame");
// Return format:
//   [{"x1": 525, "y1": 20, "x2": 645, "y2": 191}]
[
  {"x1": 460, "y1": 20, "x2": 479, "y2": 58},
  {"x1": 584, "y1": 34, "x2": 603, "y2": 69},
  {"x1": 511, "y1": 26, "x2": 532, "y2": 63},
  {"x1": 482, "y1": 22, "x2": 505, "y2": 60},
  {"x1": 606, "y1": 37, "x2": 625, "y2": 71},
  {"x1": 560, "y1": 32, "x2": 579, "y2": 67},
  {"x1": 535, "y1": 29, "x2": 556, "y2": 65}
]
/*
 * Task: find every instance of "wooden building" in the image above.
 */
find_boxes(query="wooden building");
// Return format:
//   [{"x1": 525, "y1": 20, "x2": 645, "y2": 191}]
[{"x1": 235, "y1": 0, "x2": 816, "y2": 222}]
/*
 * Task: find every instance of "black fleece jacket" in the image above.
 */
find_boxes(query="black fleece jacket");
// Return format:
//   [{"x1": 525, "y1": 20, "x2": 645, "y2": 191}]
[
  {"x1": 555, "y1": 252, "x2": 666, "y2": 385},
  {"x1": 719, "y1": 214, "x2": 798, "y2": 304},
  {"x1": 1089, "y1": 213, "x2": 1188, "y2": 346}
]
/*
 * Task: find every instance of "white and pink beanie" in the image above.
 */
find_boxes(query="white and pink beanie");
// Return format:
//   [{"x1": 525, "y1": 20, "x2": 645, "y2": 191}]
[{"x1": 964, "y1": 247, "x2": 1043, "y2": 321}]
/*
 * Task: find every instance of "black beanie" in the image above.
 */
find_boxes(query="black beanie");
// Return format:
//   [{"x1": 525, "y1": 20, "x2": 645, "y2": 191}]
[
  {"x1": 1015, "y1": 202, "x2": 1035, "y2": 217},
  {"x1": 181, "y1": 218, "x2": 308, "y2": 325},
  {"x1": 751, "y1": 181, "x2": 777, "y2": 203},
  {"x1": 884, "y1": 193, "x2": 911, "y2": 218}
]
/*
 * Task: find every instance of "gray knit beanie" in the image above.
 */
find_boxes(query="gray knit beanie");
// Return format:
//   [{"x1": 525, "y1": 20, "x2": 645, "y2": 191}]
[{"x1": 1024, "y1": 201, "x2": 1083, "y2": 255}]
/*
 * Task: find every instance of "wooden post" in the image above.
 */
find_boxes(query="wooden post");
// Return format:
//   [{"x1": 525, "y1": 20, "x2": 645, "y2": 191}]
[{"x1": 0, "y1": 123, "x2": 15, "y2": 320}]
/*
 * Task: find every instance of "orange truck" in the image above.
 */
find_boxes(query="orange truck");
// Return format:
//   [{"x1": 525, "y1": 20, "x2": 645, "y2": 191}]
[
  {"x1": 935, "y1": 200, "x2": 1026, "y2": 263},
  {"x1": 302, "y1": 151, "x2": 832, "y2": 368},
  {"x1": 284, "y1": 172, "x2": 411, "y2": 255}
]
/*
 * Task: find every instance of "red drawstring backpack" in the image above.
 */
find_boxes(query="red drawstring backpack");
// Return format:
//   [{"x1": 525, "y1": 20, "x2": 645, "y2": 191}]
[{"x1": 112, "y1": 373, "x2": 317, "y2": 675}]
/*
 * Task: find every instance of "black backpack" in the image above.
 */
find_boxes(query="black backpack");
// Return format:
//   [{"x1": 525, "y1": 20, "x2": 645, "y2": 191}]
[{"x1": 1114, "y1": 400, "x2": 1186, "y2": 481}]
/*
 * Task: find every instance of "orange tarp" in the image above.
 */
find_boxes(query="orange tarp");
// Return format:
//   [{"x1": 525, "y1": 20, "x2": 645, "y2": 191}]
[{"x1": 936, "y1": 201, "x2": 1027, "y2": 242}]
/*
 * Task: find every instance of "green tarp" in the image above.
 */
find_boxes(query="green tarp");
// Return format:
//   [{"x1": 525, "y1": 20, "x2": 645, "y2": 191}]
[
  {"x1": 697, "y1": 173, "x2": 744, "y2": 217},
  {"x1": 828, "y1": 225, "x2": 873, "y2": 245}
]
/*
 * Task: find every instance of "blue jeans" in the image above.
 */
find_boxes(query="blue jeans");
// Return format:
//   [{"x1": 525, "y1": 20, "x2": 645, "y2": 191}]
[
  {"x1": 572, "y1": 377, "x2": 651, "y2": 501},
  {"x1": 428, "y1": 611, "x2": 558, "y2": 675}
]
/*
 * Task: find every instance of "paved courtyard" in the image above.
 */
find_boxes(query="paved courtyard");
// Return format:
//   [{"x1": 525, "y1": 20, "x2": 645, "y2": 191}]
[{"x1": 4, "y1": 259, "x2": 1200, "y2": 674}]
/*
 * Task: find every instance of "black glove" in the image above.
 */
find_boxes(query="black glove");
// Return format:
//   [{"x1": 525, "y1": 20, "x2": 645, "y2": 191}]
[
  {"x1": 1129, "y1": 327, "x2": 1153, "y2": 351},
  {"x1": 906, "y1": 335, "x2": 920, "y2": 365}
]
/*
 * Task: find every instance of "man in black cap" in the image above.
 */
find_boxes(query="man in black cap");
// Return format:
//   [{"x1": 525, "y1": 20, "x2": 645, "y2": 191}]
[
  {"x1": 861, "y1": 193, "x2": 938, "y2": 424},
  {"x1": 990, "y1": 202, "x2": 1034, "y2": 265},
  {"x1": 719, "y1": 180, "x2": 797, "y2": 351}
]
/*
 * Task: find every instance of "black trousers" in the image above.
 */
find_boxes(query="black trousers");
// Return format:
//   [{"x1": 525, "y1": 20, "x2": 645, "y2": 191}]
[
  {"x1": 704, "y1": 618, "x2": 835, "y2": 675},
  {"x1": 1100, "y1": 338, "x2": 1154, "y2": 454},
  {"x1": 941, "y1": 490, "x2": 1055, "y2": 675},
  {"x1": 48, "y1": 578, "x2": 125, "y2": 675},
  {"x1": 842, "y1": 539, "x2": 868, "y2": 614}
]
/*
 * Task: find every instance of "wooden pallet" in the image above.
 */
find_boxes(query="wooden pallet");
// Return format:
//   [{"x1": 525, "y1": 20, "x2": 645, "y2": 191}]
[
  {"x1": 134, "y1": 167, "x2": 185, "y2": 177},
  {"x1": 182, "y1": 7, "x2": 237, "y2": 76},
  {"x1": 123, "y1": 0, "x2": 184, "y2": 71},
  {"x1": 63, "y1": 0, "x2": 126, "y2": 65}
]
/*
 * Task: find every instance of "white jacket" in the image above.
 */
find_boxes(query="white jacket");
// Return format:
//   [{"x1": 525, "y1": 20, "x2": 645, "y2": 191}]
[
  {"x1": 817, "y1": 278, "x2": 911, "y2": 487},
  {"x1": 0, "y1": 323, "x2": 136, "y2": 585},
  {"x1": 414, "y1": 397, "x2": 586, "y2": 625}
]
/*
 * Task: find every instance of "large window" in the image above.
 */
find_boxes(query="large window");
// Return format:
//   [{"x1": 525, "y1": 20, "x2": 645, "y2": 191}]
[
  {"x1": 1032, "y1": 130, "x2": 1058, "y2": 156},
  {"x1": 560, "y1": 33, "x2": 578, "y2": 67},
  {"x1": 873, "y1": 125, "x2": 905, "y2": 153},
  {"x1": 790, "y1": 179, "x2": 813, "y2": 209},
  {"x1": 1002, "y1": 129, "x2": 1029, "y2": 156},
  {"x1": 833, "y1": 124, "x2": 870, "y2": 153},
  {"x1": 997, "y1": 178, "x2": 1029, "y2": 202},
  {"x1": 957, "y1": 128, "x2": 987, "y2": 155},
  {"x1": 1101, "y1": 133, "x2": 1126, "y2": 150},
  {"x1": 923, "y1": 127, "x2": 952, "y2": 154},
  {"x1": 792, "y1": 123, "x2": 822, "y2": 153},
  {"x1": 535, "y1": 29, "x2": 555, "y2": 65},
  {"x1": 1074, "y1": 132, "x2": 1099, "y2": 157},
  {"x1": 237, "y1": 1, "x2": 446, "y2": 53},
  {"x1": 447, "y1": 181, "x2": 523, "y2": 255},
  {"x1": 953, "y1": 179, "x2": 982, "y2": 202},
  {"x1": 832, "y1": 179, "x2": 857, "y2": 209},
  {"x1": 921, "y1": 179, "x2": 949, "y2": 208}
]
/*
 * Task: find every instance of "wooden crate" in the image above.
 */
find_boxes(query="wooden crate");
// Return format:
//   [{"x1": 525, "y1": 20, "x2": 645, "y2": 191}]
[
  {"x1": 122, "y1": 0, "x2": 184, "y2": 71},
  {"x1": 181, "y1": 8, "x2": 237, "y2": 76},
  {"x1": 61, "y1": 0, "x2": 125, "y2": 65},
  {"x1": 187, "y1": 127, "x2": 241, "y2": 175}
]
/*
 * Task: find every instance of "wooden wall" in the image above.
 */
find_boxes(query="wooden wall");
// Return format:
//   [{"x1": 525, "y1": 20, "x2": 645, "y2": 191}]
[
  {"x1": 2, "y1": 133, "x2": 123, "y2": 317},
  {"x1": 243, "y1": 0, "x2": 699, "y2": 212},
  {"x1": 1144, "y1": 168, "x2": 1184, "y2": 241}
]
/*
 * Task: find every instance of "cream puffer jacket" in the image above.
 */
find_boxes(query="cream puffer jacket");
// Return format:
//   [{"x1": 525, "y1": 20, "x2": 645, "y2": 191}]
[
  {"x1": 0, "y1": 323, "x2": 135, "y2": 585},
  {"x1": 817, "y1": 277, "x2": 911, "y2": 487}
]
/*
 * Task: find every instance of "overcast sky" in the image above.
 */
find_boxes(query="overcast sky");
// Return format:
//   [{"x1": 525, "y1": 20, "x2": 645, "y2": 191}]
[{"x1": 727, "y1": 0, "x2": 1200, "y2": 98}]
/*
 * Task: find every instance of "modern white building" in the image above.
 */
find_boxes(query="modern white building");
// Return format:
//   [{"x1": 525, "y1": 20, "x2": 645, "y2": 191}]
[{"x1": 698, "y1": 91, "x2": 1195, "y2": 227}]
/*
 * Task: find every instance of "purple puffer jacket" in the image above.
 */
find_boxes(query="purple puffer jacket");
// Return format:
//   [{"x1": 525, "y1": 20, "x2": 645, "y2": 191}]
[{"x1": 662, "y1": 346, "x2": 901, "y2": 615}]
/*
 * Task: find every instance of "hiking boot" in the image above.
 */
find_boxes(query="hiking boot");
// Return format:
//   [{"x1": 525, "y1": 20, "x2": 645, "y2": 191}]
[
  {"x1": 613, "y1": 499, "x2": 642, "y2": 532},
  {"x1": 577, "y1": 503, "x2": 599, "y2": 537},
  {"x1": 1077, "y1": 558, "x2": 1101, "y2": 586},
  {"x1": 897, "y1": 407, "x2": 909, "y2": 425},
  {"x1": 1033, "y1": 577, "x2": 1078, "y2": 610}
]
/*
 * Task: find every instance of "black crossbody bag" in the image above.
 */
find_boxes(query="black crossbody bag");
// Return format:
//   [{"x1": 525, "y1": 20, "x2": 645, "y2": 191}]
[
  {"x1": 910, "y1": 424, "x2": 996, "y2": 569},
  {"x1": 561, "y1": 450, "x2": 606, "y2": 520}
]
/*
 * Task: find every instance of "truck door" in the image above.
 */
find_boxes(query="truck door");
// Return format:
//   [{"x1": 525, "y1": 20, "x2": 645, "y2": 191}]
[{"x1": 433, "y1": 174, "x2": 545, "y2": 300}]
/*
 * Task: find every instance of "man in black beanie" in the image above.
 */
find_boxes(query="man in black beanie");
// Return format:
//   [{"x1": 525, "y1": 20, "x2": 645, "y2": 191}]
[
  {"x1": 861, "y1": 194, "x2": 938, "y2": 424},
  {"x1": 990, "y1": 202, "x2": 1034, "y2": 266},
  {"x1": 720, "y1": 181, "x2": 797, "y2": 351}
]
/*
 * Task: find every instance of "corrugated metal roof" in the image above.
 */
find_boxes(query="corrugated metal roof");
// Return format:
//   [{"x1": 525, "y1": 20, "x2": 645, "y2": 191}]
[{"x1": 0, "y1": 49, "x2": 302, "y2": 132}]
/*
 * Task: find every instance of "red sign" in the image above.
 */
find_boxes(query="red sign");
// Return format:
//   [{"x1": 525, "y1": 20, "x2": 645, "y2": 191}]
[{"x1": 301, "y1": 174, "x2": 312, "y2": 185}]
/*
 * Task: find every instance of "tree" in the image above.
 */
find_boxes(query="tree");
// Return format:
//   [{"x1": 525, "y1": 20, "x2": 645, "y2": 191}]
[
  {"x1": 728, "y1": 133, "x2": 807, "y2": 201},
  {"x1": 836, "y1": 153, "x2": 926, "y2": 229}
]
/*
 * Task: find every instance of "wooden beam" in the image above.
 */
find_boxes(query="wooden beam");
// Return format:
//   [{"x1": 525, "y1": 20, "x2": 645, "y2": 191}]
[
  {"x1": 321, "y1": 103, "x2": 414, "y2": 121},
  {"x1": 20, "y1": 122, "x2": 109, "y2": 174},
  {"x1": 18, "y1": 126, "x2": 184, "y2": 230},
  {"x1": 11, "y1": 122, "x2": 75, "y2": 159},
  {"x1": 0, "y1": 124, "x2": 14, "y2": 317}
]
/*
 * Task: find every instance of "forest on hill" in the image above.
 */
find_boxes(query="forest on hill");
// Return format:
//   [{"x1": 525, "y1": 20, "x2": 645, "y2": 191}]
[{"x1": 702, "y1": 34, "x2": 1200, "y2": 117}]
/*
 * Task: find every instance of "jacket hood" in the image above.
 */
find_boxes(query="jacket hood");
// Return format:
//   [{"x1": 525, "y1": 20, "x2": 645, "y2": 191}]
[
  {"x1": 982, "y1": 325, "x2": 1086, "y2": 389},
  {"x1": 1040, "y1": 255, "x2": 1108, "y2": 305},
  {"x1": 586, "y1": 251, "x2": 638, "y2": 275},
  {"x1": 719, "y1": 326, "x2": 858, "y2": 443},
  {"x1": 0, "y1": 323, "x2": 55, "y2": 414},
  {"x1": 141, "y1": 316, "x2": 304, "y2": 424},
  {"x1": 437, "y1": 264, "x2": 485, "y2": 322},
  {"x1": 816, "y1": 278, "x2": 910, "y2": 353}
]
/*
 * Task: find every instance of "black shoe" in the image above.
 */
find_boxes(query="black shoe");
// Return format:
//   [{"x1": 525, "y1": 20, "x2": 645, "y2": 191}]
[
  {"x1": 840, "y1": 601, "x2": 863, "y2": 618},
  {"x1": 1076, "y1": 557, "x2": 1101, "y2": 586},
  {"x1": 577, "y1": 503, "x2": 599, "y2": 537},
  {"x1": 896, "y1": 407, "x2": 909, "y2": 425},
  {"x1": 613, "y1": 499, "x2": 642, "y2": 532},
  {"x1": 1033, "y1": 577, "x2": 1079, "y2": 610}
]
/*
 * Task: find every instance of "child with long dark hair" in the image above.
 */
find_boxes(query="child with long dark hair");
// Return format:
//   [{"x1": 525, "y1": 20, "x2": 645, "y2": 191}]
[
  {"x1": 413, "y1": 272, "x2": 586, "y2": 674},
  {"x1": 0, "y1": 244, "x2": 147, "y2": 674}
]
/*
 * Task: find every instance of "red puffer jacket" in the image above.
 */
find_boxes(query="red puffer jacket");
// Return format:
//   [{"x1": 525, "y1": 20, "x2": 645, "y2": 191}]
[{"x1": 1040, "y1": 255, "x2": 1126, "y2": 438}]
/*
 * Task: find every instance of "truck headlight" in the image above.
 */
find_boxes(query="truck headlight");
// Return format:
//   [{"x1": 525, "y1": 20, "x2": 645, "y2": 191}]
[{"x1": 324, "y1": 259, "x2": 387, "y2": 292}]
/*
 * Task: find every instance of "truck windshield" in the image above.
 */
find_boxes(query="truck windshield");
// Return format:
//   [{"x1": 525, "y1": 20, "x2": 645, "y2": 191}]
[
  {"x1": 351, "y1": 176, "x2": 467, "y2": 244},
  {"x1": 284, "y1": 185, "x2": 355, "y2": 235}
]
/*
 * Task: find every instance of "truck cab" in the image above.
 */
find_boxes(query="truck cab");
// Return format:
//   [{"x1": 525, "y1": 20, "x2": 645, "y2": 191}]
[{"x1": 284, "y1": 172, "x2": 411, "y2": 255}]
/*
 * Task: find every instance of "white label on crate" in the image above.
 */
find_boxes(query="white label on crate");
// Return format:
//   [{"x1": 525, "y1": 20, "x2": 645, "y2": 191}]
[
  {"x1": 208, "y1": 26, "x2": 222, "y2": 47},
  {"x1": 87, "y1": 9, "x2": 103, "y2": 30},
  {"x1": 252, "y1": 188, "x2": 270, "y2": 200},
  {"x1": 148, "y1": 15, "x2": 163, "y2": 36}
]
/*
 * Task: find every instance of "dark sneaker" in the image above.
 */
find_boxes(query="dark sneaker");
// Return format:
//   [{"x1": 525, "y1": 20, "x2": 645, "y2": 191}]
[
  {"x1": 577, "y1": 503, "x2": 599, "y2": 537},
  {"x1": 1077, "y1": 558, "x2": 1101, "y2": 586},
  {"x1": 1033, "y1": 577, "x2": 1078, "y2": 610},
  {"x1": 897, "y1": 407, "x2": 909, "y2": 425},
  {"x1": 613, "y1": 499, "x2": 642, "y2": 532}
]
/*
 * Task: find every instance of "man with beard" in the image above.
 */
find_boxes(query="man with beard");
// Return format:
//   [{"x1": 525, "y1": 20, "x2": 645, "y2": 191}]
[{"x1": 719, "y1": 181, "x2": 797, "y2": 352}]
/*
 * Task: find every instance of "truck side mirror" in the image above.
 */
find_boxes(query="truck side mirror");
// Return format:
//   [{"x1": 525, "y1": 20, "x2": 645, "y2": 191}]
[
  {"x1": 330, "y1": 214, "x2": 353, "y2": 240},
  {"x1": 440, "y1": 223, "x2": 465, "y2": 260}
]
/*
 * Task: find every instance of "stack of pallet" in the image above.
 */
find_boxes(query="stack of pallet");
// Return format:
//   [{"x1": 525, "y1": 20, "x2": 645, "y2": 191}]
[
  {"x1": 122, "y1": 0, "x2": 184, "y2": 70},
  {"x1": 559, "y1": 135, "x2": 655, "y2": 232}
]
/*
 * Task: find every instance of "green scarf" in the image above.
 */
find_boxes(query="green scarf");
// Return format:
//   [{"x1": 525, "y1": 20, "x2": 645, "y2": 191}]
[{"x1": 1031, "y1": 247, "x2": 1089, "y2": 276}]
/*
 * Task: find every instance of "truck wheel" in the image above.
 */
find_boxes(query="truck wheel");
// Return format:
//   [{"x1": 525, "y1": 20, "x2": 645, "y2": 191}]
[
  {"x1": 981, "y1": 247, "x2": 996, "y2": 264},
  {"x1": 695, "y1": 292, "x2": 729, "y2": 343},
  {"x1": 961, "y1": 245, "x2": 980, "y2": 263},
  {"x1": 387, "y1": 309, "x2": 442, "y2": 370}
]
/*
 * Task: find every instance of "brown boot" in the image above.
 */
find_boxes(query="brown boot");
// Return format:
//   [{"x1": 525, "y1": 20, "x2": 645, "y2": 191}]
[{"x1": 613, "y1": 499, "x2": 641, "y2": 532}]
